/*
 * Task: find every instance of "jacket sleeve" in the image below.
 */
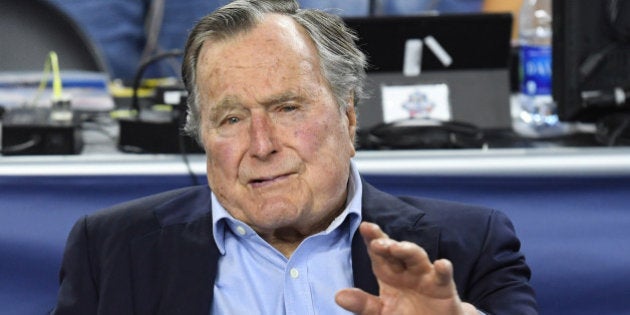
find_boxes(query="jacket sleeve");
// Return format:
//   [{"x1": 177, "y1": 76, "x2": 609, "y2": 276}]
[
  {"x1": 467, "y1": 210, "x2": 538, "y2": 315},
  {"x1": 51, "y1": 216, "x2": 99, "y2": 315}
]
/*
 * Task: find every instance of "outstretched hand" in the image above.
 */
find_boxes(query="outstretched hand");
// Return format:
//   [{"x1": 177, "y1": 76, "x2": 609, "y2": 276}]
[{"x1": 335, "y1": 222, "x2": 479, "y2": 315}]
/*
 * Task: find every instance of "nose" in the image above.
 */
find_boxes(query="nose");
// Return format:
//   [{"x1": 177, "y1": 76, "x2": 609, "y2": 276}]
[{"x1": 248, "y1": 113, "x2": 277, "y2": 159}]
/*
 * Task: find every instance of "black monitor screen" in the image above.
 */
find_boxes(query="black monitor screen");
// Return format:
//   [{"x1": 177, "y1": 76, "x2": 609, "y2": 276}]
[
  {"x1": 344, "y1": 13, "x2": 513, "y2": 72},
  {"x1": 553, "y1": 0, "x2": 630, "y2": 123}
]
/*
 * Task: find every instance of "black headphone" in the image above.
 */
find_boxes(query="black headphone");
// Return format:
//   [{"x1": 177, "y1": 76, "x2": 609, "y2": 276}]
[{"x1": 357, "y1": 118, "x2": 484, "y2": 150}]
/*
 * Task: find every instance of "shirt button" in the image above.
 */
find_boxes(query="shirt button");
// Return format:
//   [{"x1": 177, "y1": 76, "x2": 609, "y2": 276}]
[
  {"x1": 236, "y1": 226, "x2": 246, "y2": 236},
  {"x1": 290, "y1": 268, "x2": 299, "y2": 279}
]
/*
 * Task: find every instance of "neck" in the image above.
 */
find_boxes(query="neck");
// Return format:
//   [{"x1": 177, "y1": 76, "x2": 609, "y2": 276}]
[
  {"x1": 266, "y1": 234, "x2": 304, "y2": 258},
  {"x1": 260, "y1": 204, "x2": 346, "y2": 258}
]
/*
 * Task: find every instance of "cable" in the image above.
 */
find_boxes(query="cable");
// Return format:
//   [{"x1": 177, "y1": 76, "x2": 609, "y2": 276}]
[
  {"x1": 49, "y1": 51, "x2": 63, "y2": 101},
  {"x1": 1, "y1": 135, "x2": 42, "y2": 155},
  {"x1": 578, "y1": 43, "x2": 617, "y2": 82},
  {"x1": 130, "y1": 49, "x2": 183, "y2": 115},
  {"x1": 138, "y1": 0, "x2": 180, "y2": 78},
  {"x1": 139, "y1": 0, "x2": 166, "y2": 65},
  {"x1": 358, "y1": 118, "x2": 485, "y2": 150},
  {"x1": 178, "y1": 132, "x2": 200, "y2": 186},
  {"x1": 125, "y1": 48, "x2": 200, "y2": 184},
  {"x1": 607, "y1": 118, "x2": 630, "y2": 146},
  {"x1": 595, "y1": 113, "x2": 630, "y2": 146},
  {"x1": 81, "y1": 113, "x2": 118, "y2": 142},
  {"x1": 31, "y1": 51, "x2": 64, "y2": 106}
]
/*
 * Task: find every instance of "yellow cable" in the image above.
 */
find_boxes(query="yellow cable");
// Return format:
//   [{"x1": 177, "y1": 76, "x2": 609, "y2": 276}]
[
  {"x1": 31, "y1": 55, "x2": 51, "y2": 106},
  {"x1": 48, "y1": 51, "x2": 63, "y2": 101},
  {"x1": 31, "y1": 51, "x2": 64, "y2": 106}
]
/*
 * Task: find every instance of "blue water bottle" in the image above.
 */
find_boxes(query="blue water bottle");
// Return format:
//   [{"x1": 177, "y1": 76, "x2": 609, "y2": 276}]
[{"x1": 516, "y1": 0, "x2": 568, "y2": 137}]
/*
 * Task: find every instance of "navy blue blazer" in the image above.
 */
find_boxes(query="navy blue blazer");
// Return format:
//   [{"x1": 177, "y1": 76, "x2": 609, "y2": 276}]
[{"x1": 52, "y1": 180, "x2": 537, "y2": 314}]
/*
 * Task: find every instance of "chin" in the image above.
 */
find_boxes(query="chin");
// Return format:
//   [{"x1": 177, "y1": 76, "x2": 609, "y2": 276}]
[{"x1": 252, "y1": 199, "x2": 303, "y2": 225}]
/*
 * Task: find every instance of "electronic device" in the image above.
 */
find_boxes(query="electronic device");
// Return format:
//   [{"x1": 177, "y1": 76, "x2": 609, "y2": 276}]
[
  {"x1": 344, "y1": 13, "x2": 514, "y2": 135},
  {"x1": 0, "y1": 0, "x2": 107, "y2": 155},
  {"x1": 116, "y1": 50, "x2": 203, "y2": 154},
  {"x1": 357, "y1": 118, "x2": 484, "y2": 149},
  {"x1": 1, "y1": 107, "x2": 82, "y2": 155},
  {"x1": 117, "y1": 88, "x2": 203, "y2": 154},
  {"x1": 553, "y1": 0, "x2": 630, "y2": 145},
  {"x1": 345, "y1": 13, "x2": 512, "y2": 73}
]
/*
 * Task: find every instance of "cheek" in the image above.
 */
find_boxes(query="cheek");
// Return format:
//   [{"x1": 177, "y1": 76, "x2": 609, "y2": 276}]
[
  {"x1": 200, "y1": 116, "x2": 240, "y2": 166},
  {"x1": 291, "y1": 115, "x2": 349, "y2": 158},
  {"x1": 204, "y1": 137, "x2": 241, "y2": 178},
  {"x1": 291, "y1": 120, "x2": 327, "y2": 153}
]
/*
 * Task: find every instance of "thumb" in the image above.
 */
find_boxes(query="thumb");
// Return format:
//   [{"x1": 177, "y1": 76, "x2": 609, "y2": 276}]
[{"x1": 335, "y1": 288, "x2": 382, "y2": 315}]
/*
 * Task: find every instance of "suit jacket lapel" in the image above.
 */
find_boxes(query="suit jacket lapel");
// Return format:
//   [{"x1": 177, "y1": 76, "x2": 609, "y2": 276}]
[
  {"x1": 158, "y1": 215, "x2": 218, "y2": 315},
  {"x1": 351, "y1": 228, "x2": 379, "y2": 295},
  {"x1": 130, "y1": 214, "x2": 218, "y2": 315},
  {"x1": 352, "y1": 180, "x2": 442, "y2": 294}
]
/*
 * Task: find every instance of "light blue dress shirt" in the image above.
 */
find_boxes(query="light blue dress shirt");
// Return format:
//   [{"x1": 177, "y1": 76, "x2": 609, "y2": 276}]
[{"x1": 210, "y1": 161, "x2": 363, "y2": 315}]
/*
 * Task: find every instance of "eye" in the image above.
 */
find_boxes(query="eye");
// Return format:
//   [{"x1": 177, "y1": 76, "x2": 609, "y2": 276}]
[
  {"x1": 279, "y1": 105, "x2": 298, "y2": 113},
  {"x1": 217, "y1": 115, "x2": 241, "y2": 126},
  {"x1": 225, "y1": 116, "x2": 241, "y2": 125}
]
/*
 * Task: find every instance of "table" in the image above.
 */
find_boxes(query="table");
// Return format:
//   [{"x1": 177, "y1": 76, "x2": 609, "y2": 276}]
[{"x1": 2, "y1": 147, "x2": 630, "y2": 314}]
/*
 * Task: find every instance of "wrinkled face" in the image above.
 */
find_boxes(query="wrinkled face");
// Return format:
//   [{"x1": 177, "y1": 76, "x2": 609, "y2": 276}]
[{"x1": 195, "y1": 14, "x2": 357, "y2": 238}]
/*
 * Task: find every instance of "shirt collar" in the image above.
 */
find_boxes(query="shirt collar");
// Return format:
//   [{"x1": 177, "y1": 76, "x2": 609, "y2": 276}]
[{"x1": 211, "y1": 160, "x2": 363, "y2": 254}]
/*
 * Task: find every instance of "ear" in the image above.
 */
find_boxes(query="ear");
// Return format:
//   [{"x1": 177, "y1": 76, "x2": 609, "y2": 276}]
[{"x1": 345, "y1": 96, "x2": 358, "y2": 151}]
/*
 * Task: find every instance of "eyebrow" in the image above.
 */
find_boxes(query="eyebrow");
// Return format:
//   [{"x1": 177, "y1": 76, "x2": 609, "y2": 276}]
[
  {"x1": 211, "y1": 91, "x2": 307, "y2": 113},
  {"x1": 206, "y1": 96, "x2": 242, "y2": 121},
  {"x1": 259, "y1": 91, "x2": 306, "y2": 107}
]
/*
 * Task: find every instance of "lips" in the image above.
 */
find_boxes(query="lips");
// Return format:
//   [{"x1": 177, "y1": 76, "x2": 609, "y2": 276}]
[{"x1": 248, "y1": 173, "x2": 292, "y2": 188}]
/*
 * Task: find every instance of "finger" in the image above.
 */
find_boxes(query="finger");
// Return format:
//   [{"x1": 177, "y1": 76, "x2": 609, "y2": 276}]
[
  {"x1": 359, "y1": 221, "x2": 388, "y2": 245},
  {"x1": 335, "y1": 288, "x2": 382, "y2": 315},
  {"x1": 361, "y1": 223, "x2": 431, "y2": 272},
  {"x1": 360, "y1": 223, "x2": 408, "y2": 275},
  {"x1": 432, "y1": 259, "x2": 462, "y2": 300},
  {"x1": 369, "y1": 238, "x2": 408, "y2": 274},
  {"x1": 359, "y1": 222, "x2": 401, "y2": 266},
  {"x1": 384, "y1": 240, "x2": 432, "y2": 274},
  {"x1": 367, "y1": 239, "x2": 434, "y2": 284},
  {"x1": 433, "y1": 259, "x2": 455, "y2": 287}
]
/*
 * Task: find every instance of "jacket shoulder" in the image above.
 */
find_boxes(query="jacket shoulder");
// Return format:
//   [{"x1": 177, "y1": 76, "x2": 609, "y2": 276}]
[
  {"x1": 362, "y1": 180, "x2": 496, "y2": 230},
  {"x1": 84, "y1": 185, "x2": 211, "y2": 238}
]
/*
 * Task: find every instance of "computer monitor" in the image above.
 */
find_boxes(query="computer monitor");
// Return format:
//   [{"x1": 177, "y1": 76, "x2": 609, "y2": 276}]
[
  {"x1": 552, "y1": 0, "x2": 630, "y2": 123},
  {"x1": 345, "y1": 13, "x2": 512, "y2": 72},
  {"x1": 343, "y1": 13, "x2": 514, "y2": 132}
]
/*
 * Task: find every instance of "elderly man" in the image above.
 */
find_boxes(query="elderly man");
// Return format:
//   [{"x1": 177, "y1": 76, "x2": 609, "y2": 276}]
[{"x1": 52, "y1": 1, "x2": 536, "y2": 314}]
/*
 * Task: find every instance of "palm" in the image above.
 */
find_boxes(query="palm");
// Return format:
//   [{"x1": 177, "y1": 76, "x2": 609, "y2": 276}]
[
  {"x1": 336, "y1": 222, "x2": 471, "y2": 315},
  {"x1": 373, "y1": 241, "x2": 461, "y2": 314}
]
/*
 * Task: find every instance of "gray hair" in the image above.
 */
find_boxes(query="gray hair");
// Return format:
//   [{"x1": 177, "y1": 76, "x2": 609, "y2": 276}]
[{"x1": 181, "y1": 0, "x2": 367, "y2": 142}]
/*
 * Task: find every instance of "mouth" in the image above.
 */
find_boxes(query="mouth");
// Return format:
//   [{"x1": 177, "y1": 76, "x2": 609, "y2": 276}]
[{"x1": 248, "y1": 173, "x2": 292, "y2": 188}]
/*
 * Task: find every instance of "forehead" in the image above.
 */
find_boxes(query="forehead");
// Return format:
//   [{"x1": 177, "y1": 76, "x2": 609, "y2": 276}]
[{"x1": 197, "y1": 14, "x2": 321, "y2": 85}]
